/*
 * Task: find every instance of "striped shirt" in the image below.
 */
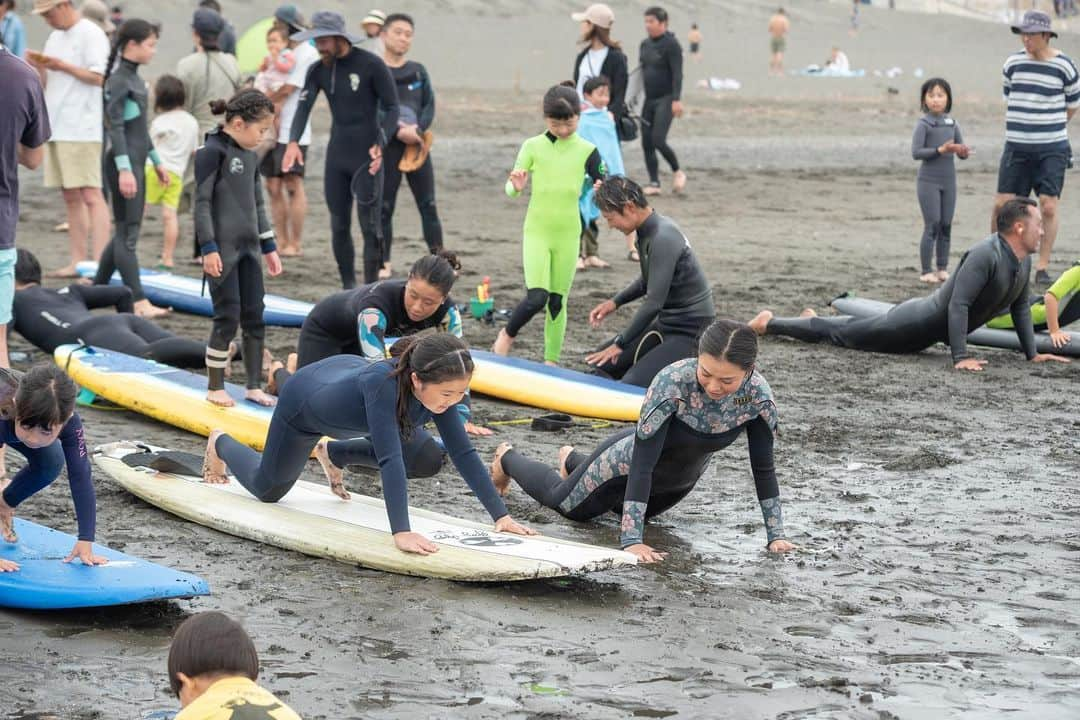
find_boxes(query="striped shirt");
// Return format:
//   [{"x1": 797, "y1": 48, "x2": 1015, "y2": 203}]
[{"x1": 1002, "y1": 51, "x2": 1080, "y2": 147}]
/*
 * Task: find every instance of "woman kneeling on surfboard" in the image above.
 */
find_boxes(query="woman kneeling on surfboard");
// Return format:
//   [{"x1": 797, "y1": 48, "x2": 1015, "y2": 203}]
[
  {"x1": 491, "y1": 319, "x2": 796, "y2": 563},
  {"x1": 0, "y1": 365, "x2": 107, "y2": 572},
  {"x1": 204, "y1": 333, "x2": 535, "y2": 555}
]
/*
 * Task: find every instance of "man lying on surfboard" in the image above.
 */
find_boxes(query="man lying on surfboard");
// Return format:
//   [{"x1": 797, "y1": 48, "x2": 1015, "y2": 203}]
[
  {"x1": 0, "y1": 365, "x2": 107, "y2": 571},
  {"x1": 204, "y1": 333, "x2": 535, "y2": 555}
]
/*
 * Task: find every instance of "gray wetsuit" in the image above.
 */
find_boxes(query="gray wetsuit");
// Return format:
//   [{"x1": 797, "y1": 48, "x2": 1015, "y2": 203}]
[
  {"x1": 912, "y1": 113, "x2": 963, "y2": 273},
  {"x1": 767, "y1": 234, "x2": 1037, "y2": 363}
]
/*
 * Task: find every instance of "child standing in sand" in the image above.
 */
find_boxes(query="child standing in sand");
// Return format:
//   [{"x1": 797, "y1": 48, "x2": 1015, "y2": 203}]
[
  {"x1": 168, "y1": 611, "x2": 301, "y2": 719},
  {"x1": 577, "y1": 75, "x2": 629, "y2": 268},
  {"x1": 146, "y1": 75, "x2": 199, "y2": 270},
  {"x1": 911, "y1": 78, "x2": 970, "y2": 283},
  {"x1": 492, "y1": 84, "x2": 605, "y2": 365},
  {"x1": 195, "y1": 89, "x2": 282, "y2": 407}
]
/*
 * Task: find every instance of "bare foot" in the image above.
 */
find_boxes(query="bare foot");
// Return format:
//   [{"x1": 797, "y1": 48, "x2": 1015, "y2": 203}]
[
  {"x1": 584, "y1": 255, "x2": 610, "y2": 269},
  {"x1": 577, "y1": 256, "x2": 586, "y2": 271},
  {"x1": 315, "y1": 439, "x2": 350, "y2": 500},
  {"x1": 286, "y1": 352, "x2": 298, "y2": 374},
  {"x1": 748, "y1": 310, "x2": 773, "y2": 336},
  {"x1": 245, "y1": 388, "x2": 277, "y2": 407},
  {"x1": 377, "y1": 262, "x2": 392, "y2": 280},
  {"x1": 261, "y1": 349, "x2": 274, "y2": 374},
  {"x1": 557, "y1": 445, "x2": 575, "y2": 480},
  {"x1": 491, "y1": 328, "x2": 514, "y2": 356},
  {"x1": 0, "y1": 478, "x2": 17, "y2": 543},
  {"x1": 202, "y1": 431, "x2": 229, "y2": 484},
  {"x1": 134, "y1": 299, "x2": 171, "y2": 318},
  {"x1": 644, "y1": 184, "x2": 662, "y2": 196},
  {"x1": 224, "y1": 340, "x2": 239, "y2": 379},
  {"x1": 799, "y1": 308, "x2": 818, "y2": 318},
  {"x1": 919, "y1": 272, "x2": 940, "y2": 284},
  {"x1": 936, "y1": 270, "x2": 950, "y2": 282},
  {"x1": 266, "y1": 359, "x2": 285, "y2": 395},
  {"x1": 490, "y1": 442, "x2": 513, "y2": 496},
  {"x1": 46, "y1": 264, "x2": 80, "y2": 279},
  {"x1": 207, "y1": 389, "x2": 235, "y2": 407},
  {"x1": 544, "y1": 360, "x2": 558, "y2": 367},
  {"x1": 672, "y1": 170, "x2": 687, "y2": 193}
]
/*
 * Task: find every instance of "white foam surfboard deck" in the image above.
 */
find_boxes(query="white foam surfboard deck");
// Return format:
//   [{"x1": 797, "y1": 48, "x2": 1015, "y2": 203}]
[{"x1": 94, "y1": 443, "x2": 637, "y2": 582}]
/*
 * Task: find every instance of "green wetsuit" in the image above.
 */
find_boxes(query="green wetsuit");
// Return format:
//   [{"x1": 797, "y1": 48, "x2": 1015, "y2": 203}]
[
  {"x1": 505, "y1": 131, "x2": 603, "y2": 362},
  {"x1": 986, "y1": 265, "x2": 1080, "y2": 330}
]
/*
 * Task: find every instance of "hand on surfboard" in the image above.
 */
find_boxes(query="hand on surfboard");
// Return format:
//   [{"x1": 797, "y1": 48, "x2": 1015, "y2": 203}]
[
  {"x1": 624, "y1": 543, "x2": 668, "y2": 563},
  {"x1": 0, "y1": 558, "x2": 18, "y2": 572},
  {"x1": 494, "y1": 515, "x2": 537, "y2": 537},
  {"x1": 64, "y1": 540, "x2": 108, "y2": 567}
]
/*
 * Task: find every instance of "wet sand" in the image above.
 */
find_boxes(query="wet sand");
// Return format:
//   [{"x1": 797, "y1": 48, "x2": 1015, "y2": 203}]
[{"x1": 5, "y1": 0, "x2": 1080, "y2": 717}]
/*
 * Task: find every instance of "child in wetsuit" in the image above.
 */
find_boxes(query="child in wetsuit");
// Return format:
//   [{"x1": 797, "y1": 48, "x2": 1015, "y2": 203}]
[
  {"x1": 168, "y1": 611, "x2": 301, "y2": 720},
  {"x1": 94, "y1": 19, "x2": 171, "y2": 318},
  {"x1": 493, "y1": 84, "x2": 605, "y2": 365},
  {"x1": 912, "y1": 78, "x2": 970, "y2": 284},
  {"x1": 195, "y1": 89, "x2": 282, "y2": 407},
  {"x1": 577, "y1": 75, "x2": 628, "y2": 269}
]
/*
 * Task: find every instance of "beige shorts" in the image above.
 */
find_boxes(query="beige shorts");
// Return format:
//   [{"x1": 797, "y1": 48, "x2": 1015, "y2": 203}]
[{"x1": 44, "y1": 141, "x2": 102, "y2": 190}]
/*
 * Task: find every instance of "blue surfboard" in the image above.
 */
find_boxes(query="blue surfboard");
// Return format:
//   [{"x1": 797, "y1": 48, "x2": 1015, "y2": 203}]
[
  {"x1": 75, "y1": 261, "x2": 313, "y2": 327},
  {"x1": 0, "y1": 519, "x2": 210, "y2": 609}
]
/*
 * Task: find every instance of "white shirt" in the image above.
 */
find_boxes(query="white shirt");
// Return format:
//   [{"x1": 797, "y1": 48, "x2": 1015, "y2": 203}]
[
  {"x1": 42, "y1": 18, "x2": 109, "y2": 142},
  {"x1": 277, "y1": 41, "x2": 319, "y2": 145},
  {"x1": 148, "y1": 109, "x2": 200, "y2": 177},
  {"x1": 829, "y1": 51, "x2": 850, "y2": 73},
  {"x1": 576, "y1": 46, "x2": 609, "y2": 99}
]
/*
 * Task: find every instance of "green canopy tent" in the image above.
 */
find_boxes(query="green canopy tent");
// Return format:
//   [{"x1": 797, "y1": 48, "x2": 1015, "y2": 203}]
[{"x1": 236, "y1": 16, "x2": 275, "y2": 75}]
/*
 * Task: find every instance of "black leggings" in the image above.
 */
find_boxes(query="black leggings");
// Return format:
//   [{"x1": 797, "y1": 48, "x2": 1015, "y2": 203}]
[
  {"x1": 593, "y1": 319, "x2": 710, "y2": 388},
  {"x1": 381, "y1": 140, "x2": 443, "y2": 259},
  {"x1": 96, "y1": 160, "x2": 146, "y2": 301},
  {"x1": 216, "y1": 421, "x2": 444, "y2": 503},
  {"x1": 501, "y1": 428, "x2": 694, "y2": 522},
  {"x1": 71, "y1": 314, "x2": 207, "y2": 369},
  {"x1": 767, "y1": 301, "x2": 939, "y2": 355},
  {"x1": 325, "y1": 149, "x2": 384, "y2": 289},
  {"x1": 207, "y1": 254, "x2": 265, "y2": 390},
  {"x1": 641, "y1": 95, "x2": 680, "y2": 185},
  {"x1": 269, "y1": 317, "x2": 356, "y2": 391}
]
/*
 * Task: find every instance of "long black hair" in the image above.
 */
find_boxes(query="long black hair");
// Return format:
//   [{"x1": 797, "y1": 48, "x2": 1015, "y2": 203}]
[
  {"x1": 408, "y1": 250, "x2": 460, "y2": 297},
  {"x1": 14, "y1": 364, "x2": 77, "y2": 430},
  {"x1": 388, "y1": 334, "x2": 473, "y2": 437},
  {"x1": 102, "y1": 19, "x2": 159, "y2": 89},
  {"x1": 209, "y1": 88, "x2": 274, "y2": 123},
  {"x1": 698, "y1": 319, "x2": 758, "y2": 371}
]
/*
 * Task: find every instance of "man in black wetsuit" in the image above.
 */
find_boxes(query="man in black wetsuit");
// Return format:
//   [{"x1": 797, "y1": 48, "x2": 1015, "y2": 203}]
[
  {"x1": 11, "y1": 249, "x2": 209, "y2": 368},
  {"x1": 639, "y1": 6, "x2": 685, "y2": 195},
  {"x1": 282, "y1": 10, "x2": 399, "y2": 289},
  {"x1": 749, "y1": 197, "x2": 1072, "y2": 371},
  {"x1": 584, "y1": 177, "x2": 714, "y2": 386}
]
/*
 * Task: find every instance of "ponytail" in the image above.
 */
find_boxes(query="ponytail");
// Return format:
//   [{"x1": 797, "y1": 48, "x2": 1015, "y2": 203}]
[
  {"x1": 102, "y1": 19, "x2": 160, "y2": 90},
  {"x1": 389, "y1": 334, "x2": 473, "y2": 438}
]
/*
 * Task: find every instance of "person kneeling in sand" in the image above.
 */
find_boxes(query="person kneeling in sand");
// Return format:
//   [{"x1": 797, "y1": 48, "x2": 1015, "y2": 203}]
[
  {"x1": 169, "y1": 611, "x2": 301, "y2": 719},
  {"x1": 747, "y1": 197, "x2": 1071, "y2": 371},
  {"x1": 492, "y1": 319, "x2": 795, "y2": 563}
]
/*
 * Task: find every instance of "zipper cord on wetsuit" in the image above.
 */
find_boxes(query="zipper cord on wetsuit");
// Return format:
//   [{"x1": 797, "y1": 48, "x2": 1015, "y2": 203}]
[{"x1": 330, "y1": 55, "x2": 337, "y2": 96}]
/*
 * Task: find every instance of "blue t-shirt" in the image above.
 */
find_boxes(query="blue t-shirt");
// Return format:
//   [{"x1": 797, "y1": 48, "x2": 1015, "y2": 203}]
[{"x1": 0, "y1": 48, "x2": 50, "y2": 251}]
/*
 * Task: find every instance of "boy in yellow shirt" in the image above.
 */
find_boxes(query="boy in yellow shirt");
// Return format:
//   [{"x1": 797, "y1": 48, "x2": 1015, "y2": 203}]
[{"x1": 169, "y1": 612, "x2": 302, "y2": 720}]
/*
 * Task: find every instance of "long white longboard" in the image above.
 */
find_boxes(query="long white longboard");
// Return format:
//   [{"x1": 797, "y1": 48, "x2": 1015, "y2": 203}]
[{"x1": 94, "y1": 443, "x2": 637, "y2": 582}]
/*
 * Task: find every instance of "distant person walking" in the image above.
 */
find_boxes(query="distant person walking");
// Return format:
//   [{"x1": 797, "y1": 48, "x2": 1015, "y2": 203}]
[
  {"x1": 0, "y1": 45, "x2": 50, "y2": 368},
  {"x1": 259, "y1": 6, "x2": 317, "y2": 258},
  {"x1": 994, "y1": 10, "x2": 1079, "y2": 287},
  {"x1": 360, "y1": 8, "x2": 385, "y2": 57},
  {"x1": 768, "y1": 8, "x2": 789, "y2": 76},
  {"x1": 639, "y1": 6, "x2": 685, "y2": 195},
  {"x1": 571, "y1": 3, "x2": 630, "y2": 140},
  {"x1": 687, "y1": 22, "x2": 701, "y2": 62},
  {"x1": 1, "y1": 0, "x2": 27, "y2": 57},
  {"x1": 28, "y1": 0, "x2": 111, "y2": 279}
]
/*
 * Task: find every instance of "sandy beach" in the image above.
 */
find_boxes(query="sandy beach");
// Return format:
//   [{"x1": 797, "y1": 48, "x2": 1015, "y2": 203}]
[{"x1": 3, "y1": 0, "x2": 1079, "y2": 717}]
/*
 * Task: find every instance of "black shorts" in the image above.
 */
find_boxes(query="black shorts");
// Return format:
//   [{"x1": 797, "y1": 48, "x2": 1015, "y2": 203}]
[
  {"x1": 996, "y1": 142, "x2": 1070, "y2": 198},
  {"x1": 259, "y1": 143, "x2": 307, "y2": 179}
]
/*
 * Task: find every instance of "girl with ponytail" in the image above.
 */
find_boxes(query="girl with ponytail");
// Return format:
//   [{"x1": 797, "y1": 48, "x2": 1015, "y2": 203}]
[
  {"x1": 204, "y1": 333, "x2": 535, "y2": 556},
  {"x1": 93, "y1": 19, "x2": 171, "y2": 319}
]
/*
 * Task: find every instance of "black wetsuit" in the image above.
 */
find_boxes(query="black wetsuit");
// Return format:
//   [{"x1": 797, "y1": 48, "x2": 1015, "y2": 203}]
[
  {"x1": 594, "y1": 212, "x2": 715, "y2": 386},
  {"x1": 767, "y1": 234, "x2": 1038, "y2": 363},
  {"x1": 639, "y1": 31, "x2": 683, "y2": 185},
  {"x1": 1, "y1": 413, "x2": 94, "y2": 541},
  {"x1": 382, "y1": 60, "x2": 442, "y2": 257},
  {"x1": 290, "y1": 48, "x2": 399, "y2": 288},
  {"x1": 12, "y1": 284, "x2": 207, "y2": 368},
  {"x1": 96, "y1": 58, "x2": 159, "y2": 302},
  {"x1": 195, "y1": 128, "x2": 275, "y2": 390},
  {"x1": 215, "y1": 355, "x2": 508, "y2": 534},
  {"x1": 501, "y1": 359, "x2": 785, "y2": 548}
]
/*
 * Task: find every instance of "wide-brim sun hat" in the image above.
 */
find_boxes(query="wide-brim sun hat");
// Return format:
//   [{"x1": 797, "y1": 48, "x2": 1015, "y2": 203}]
[
  {"x1": 290, "y1": 10, "x2": 361, "y2": 44},
  {"x1": 361, "y1": 9, "x2": 385, "y2": 26},
  {"x1": 1011, "y1": 9, "x2": 1057, "y2": 38}
]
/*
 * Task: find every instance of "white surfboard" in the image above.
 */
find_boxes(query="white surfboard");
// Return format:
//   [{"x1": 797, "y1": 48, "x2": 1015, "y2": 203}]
[{"x1": 94, "y1": 442, "x2": 637, "y2": 582}]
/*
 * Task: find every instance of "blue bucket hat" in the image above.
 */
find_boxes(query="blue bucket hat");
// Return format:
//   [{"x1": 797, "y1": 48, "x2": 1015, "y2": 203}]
[
  {"x1": 1011, "y1": 10, "x2": 1057, "y2": 38},
  {"x1": 289, "y1": 10, "x2": 360, "y2": 44}
]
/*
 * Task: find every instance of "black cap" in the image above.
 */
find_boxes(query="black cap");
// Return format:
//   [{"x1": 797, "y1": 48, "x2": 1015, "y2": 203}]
[{"x1": 192, "y1": 7, "x2": 225, "y2": 38}]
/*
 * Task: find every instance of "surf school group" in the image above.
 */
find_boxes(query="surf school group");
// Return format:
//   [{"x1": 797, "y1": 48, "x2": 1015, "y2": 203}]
[{"x1": 1, "y1": 1, "x2": 1079, "y2": 716}]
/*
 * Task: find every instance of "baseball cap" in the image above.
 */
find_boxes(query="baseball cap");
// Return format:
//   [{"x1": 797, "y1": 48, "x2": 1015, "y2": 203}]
[{"x1": 571, "y1": 3, "x2": 614, "y2": 29}]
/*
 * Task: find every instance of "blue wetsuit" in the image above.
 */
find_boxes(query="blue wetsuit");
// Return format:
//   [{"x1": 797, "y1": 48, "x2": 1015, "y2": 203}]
[
  {"x1": 215, "y1": 355, "x2": 507, "y2": 533},
  {"x1": 1, "y1": 414, "x2": 95, "y2": 541}
]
